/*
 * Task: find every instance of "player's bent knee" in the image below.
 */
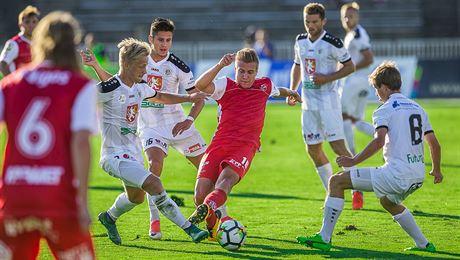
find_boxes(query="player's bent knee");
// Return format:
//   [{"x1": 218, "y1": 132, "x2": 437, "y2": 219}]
[{"x1": 142, "y1": 175, "x2": 164, "y2": 195}]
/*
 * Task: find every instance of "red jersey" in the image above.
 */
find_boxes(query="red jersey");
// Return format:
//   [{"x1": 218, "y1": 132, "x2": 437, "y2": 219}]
[
  {"x1": 0, "y1": 65, "x2": 93, "y2": 218},
  {"x1": 0, "y1": 34, "x2": 32, "y2": 72},
  {"x1": 211, "y1": 77, "x2": 277, "y2": 149}
]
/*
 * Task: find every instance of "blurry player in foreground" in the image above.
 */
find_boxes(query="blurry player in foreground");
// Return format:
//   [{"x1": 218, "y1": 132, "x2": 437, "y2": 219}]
[
  {"x1": 0, "y1": 5, "x2": 40, "y2": 76},
  {"x1": 296, "y1": 61, "x2": 443, "y2": 252},
  {"x1": 83, "y1": 38, "x2": 208, "y2": 245},
  {"x1": 187, "y1": 48, "x2": 302, "y2": 240},
  {"x1": 0, "y1": 11, "x2": 95, "y2": 259}
]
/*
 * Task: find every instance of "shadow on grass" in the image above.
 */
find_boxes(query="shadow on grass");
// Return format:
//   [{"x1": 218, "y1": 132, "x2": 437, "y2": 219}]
[
  {"x1": 361, "y1": 208, "x2": 460, "y2": 221},
  {"x1": 425, "y1": 162, "x2": 460, "y2": 169},
  {"x1": 89, "y1": 186, "x2": 323, "y2": 202}
]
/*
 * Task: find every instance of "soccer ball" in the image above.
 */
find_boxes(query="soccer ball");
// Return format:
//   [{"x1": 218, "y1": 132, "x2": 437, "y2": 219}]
[{"x1": 216, "y1": 220, "x2": 247, "y2": 251}]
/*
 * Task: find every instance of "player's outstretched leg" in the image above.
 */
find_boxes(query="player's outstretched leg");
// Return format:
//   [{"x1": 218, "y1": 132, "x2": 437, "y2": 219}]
[
  {"x1": 296, "y1": 233, "x2": 332, "y2": 251},
  {"x1": 188, "y1": 203, "x2": 210, "y2": 225},
  {"x1": 184, "y1": 224, "x2": 209, "y2": 243},
  {"x1": 98, "y1": 211, "x2": 122, "y2": 245}
]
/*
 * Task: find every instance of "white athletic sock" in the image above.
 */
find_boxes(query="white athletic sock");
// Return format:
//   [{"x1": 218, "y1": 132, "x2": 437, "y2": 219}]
[
  {"x1": 343, "y1": 119, "x2": 355, "y2": 154},
  {"x1": 147, "y1": 193, "x2": 161, "y2": 223},
  {"x1": 150, "y1": 191, "x2": 190, "y2": 229},
  {"x1": 316, "y1": 163, "x2": 333, "y2": 192},
  {"x1": 217, "y1": 204, "x2": 228, "y2": 219},
  {"x1": 393, "y1": 209, "x2": 429, "y2": 248},
  {"x1": 107, "y1": 192, "x2": 137, "y2": 221},
  {"x1": 319, "y1": 196, "x2": 344, "y2": 243},
  {"x1": 355, "y1": 120, "x2": 374, "y2": 136}
]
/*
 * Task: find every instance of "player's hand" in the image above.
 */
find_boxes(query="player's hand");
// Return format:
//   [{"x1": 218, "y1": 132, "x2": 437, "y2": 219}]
[
  {"x1": 286, "y1": 96, "x2": 297, "y2": 106},
  {"x1": 311, "y1": 73, "x2": 329, "y2": 86},
  {"x1": 79, "y1": 48, "x2": 98, "y2": 67},
  {"x1": 188, "y1": 92, "x2": 209, "y2": 103},
  {"x1": 288, "y1": 90, "x2": 302, "y2": 104},
  {"x1": 336, "y1": 155, "x2": 355, "y2": 167},
  {"x1": 430, "y1": 169, "x2": 443, "y2": 184},
  {"x1": 172, "y1": 119, "x2": 193, "y2": 137},
  {"x1": 218, "y1": 53, "x2": 236, "y2": 68}
]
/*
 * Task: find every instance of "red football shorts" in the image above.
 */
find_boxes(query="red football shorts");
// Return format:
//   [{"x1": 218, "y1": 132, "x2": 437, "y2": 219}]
[
  {"x1": 198, "y1": 144, "x2": 257, "y2": 182},
  {"x1": 0, "y1": 215, "x2": 95, "y2": 260}
]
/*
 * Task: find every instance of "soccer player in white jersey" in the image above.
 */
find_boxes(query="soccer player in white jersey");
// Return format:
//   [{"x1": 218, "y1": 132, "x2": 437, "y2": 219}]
[
  {"x1": 340, "y1": 2, "x2": 375, "y2": 209},
  {"x1": 296, "y1": 61, "x2": 443, "y2": 252},
  {"x1": 288, "y1": 3, "x2": 355, "y2": 206},
  {"x1": 81, "y1": 18, "x2": 223, "y2": 240},
  {"x1": 85, "y1": 38, "x2": 208, "y2": 245}
]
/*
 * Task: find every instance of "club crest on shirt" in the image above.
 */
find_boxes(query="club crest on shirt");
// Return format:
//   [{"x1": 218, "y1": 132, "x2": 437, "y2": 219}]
[
  {"x1": 165, "y1": 69, "x2": 172, "y2": 76},
  {"x1": 305, "y1": 58, "x2": 316, "y2": 75},
  {"x1": 147, "y1": 75, "x2": 163, "y2": 91},
  {"x1": 126, "y1": 104, "x2": 139, "y2": 123},
  {"x1": 260, "y1": 84, "x2": 267, "y2": 92}
]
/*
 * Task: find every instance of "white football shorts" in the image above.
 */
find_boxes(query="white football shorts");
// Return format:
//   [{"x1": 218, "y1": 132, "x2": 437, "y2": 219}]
[
  {"x1": 341, "y1": 75, "x2": 370, "y2": 120},
  {"x1": 100, "y1": 153, "x2": 151, "y2": 188},
  {"x1": 301, "y1": 109, "x2": 345, "y2": 145},
  {"x1": 350, "y1": 166, "x2": 425, "y2": 205},
  {"x1": 139, "y1": 123, "x2": 207, "y2": 157}
]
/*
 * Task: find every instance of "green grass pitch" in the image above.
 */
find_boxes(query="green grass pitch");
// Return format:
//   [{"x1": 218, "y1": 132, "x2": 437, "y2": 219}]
[{"x1": 1, "y1": 100, "x2": 459, "y2": 259}]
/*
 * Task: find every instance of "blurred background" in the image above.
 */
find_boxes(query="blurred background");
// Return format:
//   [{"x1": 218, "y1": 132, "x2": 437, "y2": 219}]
[{"x1": 1, "y1": 0, "x2": 460, "y2": 98}]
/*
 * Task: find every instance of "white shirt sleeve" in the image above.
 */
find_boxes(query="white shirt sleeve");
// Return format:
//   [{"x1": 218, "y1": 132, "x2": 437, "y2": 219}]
[
  {"x1": 359, "y1": 29, "x2": 371, "y2": 51},
  {"x1": 0, "y1": 40, "x2": 19, "y2": 64},
  {"x1": 72, "y1": 81, "x2": 98, "y2": 133},
  {"x1": 269, "y1": 80, "x2": 281, "y2": 97},
  {"x1": 180, "y1": 70, "x2": 196, "y2": 92},
  {"x1": 210, "y1": 77, "x2": 228, "y2": 100},
  {"x1": 372, "y1": 105, "x2": 390, "y2": 129},
  {"x1": 139, "y1": 83, "x2": 157, "y2": 99},
  {"x1": 293, "y1": 41, "x2": 301, "y2": 64},
  {"x1": 422, "y1": 110, "x2": 433, "y2": 134},
  {"x1": 334, "y1": 43, "x2": 352, "y2": 64},
  {"x1": 0, "y1": 89, "x2": 4, "y2": 122}
]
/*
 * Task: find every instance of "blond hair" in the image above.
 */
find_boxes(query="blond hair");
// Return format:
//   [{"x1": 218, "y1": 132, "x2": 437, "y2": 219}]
[
  {"x1": 117, "y1": 38, "x2": 151, "y2": 66},
  {"x1": 18, "y1": 5, "x2": 40, "y2": 25},
  {"x1": 32, "y1": 11, "x2": 81, "y2": 71},
  {"x1": 341, "y1": 1, "x2": 360, "y2": 15},
  {"x1": 368, "y1": 61, "x2": 402, "y2": 90},
  {"x1": 236, "y1": 48, "x2": 259, "y2": 69}
]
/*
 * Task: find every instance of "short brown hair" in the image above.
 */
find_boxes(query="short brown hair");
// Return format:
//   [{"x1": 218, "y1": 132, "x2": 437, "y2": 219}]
[
  {"x1": 341, "y1": 1, "x2": 360, "y2": 15},
  {"x1": 304, "y1": 3, "x2": 325, "y2": 20},
  {"x1": 368, "y1": 61, "x2": 402, "y2": 90},
  {"x1": 32, "y1": 11, "x2": 81, "y2": 71},
  {"x1": 150, "y1": 17, "x2": 175, "y2": 36},
  {"x1": 18, "y1": 5, "x2": 40, "y2": 25},
  {"x1": 236, "y1": 48, "x2": 259, "y2": 69}
]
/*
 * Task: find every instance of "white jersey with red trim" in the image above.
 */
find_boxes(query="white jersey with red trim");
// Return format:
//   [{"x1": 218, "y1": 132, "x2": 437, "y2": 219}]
[
  {"x1": 373, "y1": 93, "x2": 433, "y2": 179},
  {"x1": 294, "y1": 30, "x2": 351, "y2": 110},
  {"x1": 97, "y1": 75, "x2": 157, "y2": 162},
  {"x1": 139, "y1": 53, "x2": 195, "y2": 129}
]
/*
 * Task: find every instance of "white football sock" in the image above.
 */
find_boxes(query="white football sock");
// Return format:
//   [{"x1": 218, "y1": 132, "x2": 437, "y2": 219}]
[
  {"x1": 107, "y1": 192, "x2": 137, "y2": 221},
  {"x1": 393, "y1": 208, "x2": 428, "y2": 248},
  {"x1": 343, "y1": 119, "x2": 355, "y2": 154},
  {"x1": 147, "y1": 193, "x2": 161, "y2": 223},
  {"x1": 319, "y1": 196, "x2": 344, "y2": 243},
  {"x1": 355, "y1": 120, "x2": 374, "y2": 136},
  {"x1": 150, "y1": 191, "x2": 190, "y2": 229},
  {"x1": 316, "y1": 163, "x2": 333, "y2": 192},
  {"x1": 217, "y1": 204, "x2": 228, "y2": 219}
]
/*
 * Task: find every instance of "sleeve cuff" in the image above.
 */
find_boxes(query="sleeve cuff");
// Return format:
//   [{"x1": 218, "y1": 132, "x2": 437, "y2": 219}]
[
  {"x1": 424, "y1": 130, "x2": 434, "y2": 135},
  {"x1": 375, "y1": 125, "x2": 388, "y2": 130}
]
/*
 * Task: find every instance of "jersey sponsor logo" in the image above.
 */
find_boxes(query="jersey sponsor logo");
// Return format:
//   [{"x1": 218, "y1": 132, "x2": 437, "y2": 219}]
[
  {"x1": 25, "y1": 70, "x2": 71, "y2": 88},
  {"x1": 120, "y1": 127, "x2": 137, "y2": 135},
  {"x1": 187, "y1": 143, "x2": 203, "y2": 154},
  {"x1": 141, "y1": 100, "x2": 164, "y2": 108},
  {"x1": 304, "y1": 133, "x2": 320, "y2": 142},
  {"x1": 125, "y1": 104, "x2": 139, "y2": 123},
  {"x1": 145, "y1": 138, "x2": 167, "y2": 149},
  {"x1": 5, "y1": 165, "x2": 64, "y2": 185},
  {"x1": 407, "y1": 153, "x2": 424, "y2": 164},
  {"x1": 229, "y1": 157, "x2": 249, "y2": 170},
  {"x1": 392, "y1": 100, "x2": 400, "y2": 108},
  {"x1": 147, "y1": 75, "x2": 163, "y2": 91},
  {"x1": 57, "y1": 243, "x2": 93, "y2": 260}
]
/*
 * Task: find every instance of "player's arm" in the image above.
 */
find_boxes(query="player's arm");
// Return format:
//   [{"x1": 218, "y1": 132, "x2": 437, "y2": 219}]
[
  {"x1": 276, "y1": 87, "x2": 302, "y2": 104},
  {"x1": 171, "y1": 87, "x2": 205, "y2": 137},
  {"x1": 424, "y1": 132, "x2": 443, "y2": 183},
  {"x1": 337, "y1": 127, "x2": 386, "y2": 167},
  {"x1": 287, "y1": 64, "x2": 301, "y2": 106},
  {"x1": 195, "y1": 53, "x2": 235, "y2": 94},
  {"x1": 0, "y1": 61, "x2": 11, "y2": 76},
  {"x1": 355, "y1": 49, "x2": 374, "y2": 71},
  {"x1": 80, "y1": 48, "x2": 112, "y2": 81},
  {"x1": 147, "y1": 91, "x2": 207, "y2": 105}
]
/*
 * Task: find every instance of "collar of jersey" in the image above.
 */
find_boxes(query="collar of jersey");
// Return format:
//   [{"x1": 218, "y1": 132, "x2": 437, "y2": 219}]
[
  {"x1": 308, "y1": 30, "x2": 327, "y2": 45},
  {"x1": 149, "y1": 52, "x2": 170, "y2": 66},
  {"x1": 115, "y1": 74, "x2": 136, "y2": 90},
  {"x1": 18, "y1": 32, "x2": 31, "y2": 44}
]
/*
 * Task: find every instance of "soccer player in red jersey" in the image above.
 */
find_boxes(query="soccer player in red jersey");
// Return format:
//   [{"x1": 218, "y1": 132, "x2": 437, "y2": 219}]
[
  {"x1": 187, "y1": 48, "x2": 302, "y2": 239},
  {"x1": 0, "y1": 5, "x2": 40, "y2": 76},
  {"x1": 0, "y1": 12, "x2": 95, "y2": 259}
]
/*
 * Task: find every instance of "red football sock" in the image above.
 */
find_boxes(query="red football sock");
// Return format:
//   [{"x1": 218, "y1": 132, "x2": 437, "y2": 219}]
[{"x1": 204, "y1": 189, "x2": 227, "y2": 229}]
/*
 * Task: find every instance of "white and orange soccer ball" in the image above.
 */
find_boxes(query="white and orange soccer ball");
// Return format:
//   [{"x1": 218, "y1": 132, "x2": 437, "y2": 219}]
[{"x1": 216, "y1": 220, "x2": 247, "y2": 251}]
